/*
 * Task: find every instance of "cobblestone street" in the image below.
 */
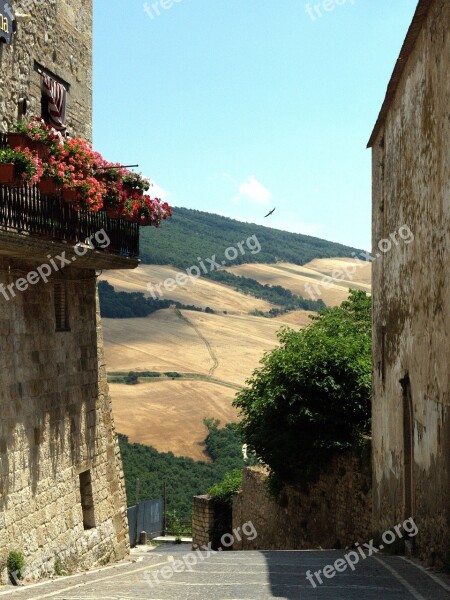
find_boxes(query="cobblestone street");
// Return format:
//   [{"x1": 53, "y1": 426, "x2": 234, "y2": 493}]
[{"x1": 1, "y1": 546, "x2": 449, "y2": 600}]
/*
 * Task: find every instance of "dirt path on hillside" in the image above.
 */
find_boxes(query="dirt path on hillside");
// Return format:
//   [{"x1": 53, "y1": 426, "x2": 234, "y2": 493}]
[{"x1": 175, "y1": 309, "x2": 219, "y2": 376}]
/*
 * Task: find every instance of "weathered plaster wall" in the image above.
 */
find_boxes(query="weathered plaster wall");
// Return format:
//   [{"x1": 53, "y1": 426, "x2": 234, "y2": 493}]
[
  {"x1": 0, "y1": 259, "x2": 129, "y2": 581},
  {"x1": 0, "y1": 0, "x2": 92, "y2": 139},
  {"x1": 231, "y1": 455, "x2": 372, "y2": 551},
  {"x1": 371, "y1": 0, "x2": 450, "y2": 565}
]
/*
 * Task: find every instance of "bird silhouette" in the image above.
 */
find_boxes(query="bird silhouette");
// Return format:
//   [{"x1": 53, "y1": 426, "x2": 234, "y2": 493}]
[{"x1": 264, "y1": 208, "x2": 276, "y2": 218}]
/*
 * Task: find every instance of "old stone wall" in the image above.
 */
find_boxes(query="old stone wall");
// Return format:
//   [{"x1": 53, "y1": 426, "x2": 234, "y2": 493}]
[
  {"x1": 0, "y1": 0, "x2": 93, "y2": 139},
  {"x1": 0, "y1": 0, "x2": 131, "y2": 583},
  {"x1": 0, "y1": 258, "x2": 129, "y2": 581},
  {"x1": 192, "y1": 495, "x2": 215, "y2": 550},
  {"x1": 231, "y1": 454, "x2": 372, "y2": 551},
  {"x1": 371, "y1": 0, "x2": 450, "y2": 565}
]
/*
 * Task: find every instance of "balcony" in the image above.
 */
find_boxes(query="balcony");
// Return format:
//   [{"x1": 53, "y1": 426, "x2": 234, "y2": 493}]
[{"x1": 0, "y1": 134, "x2": 139, "y2": 269}]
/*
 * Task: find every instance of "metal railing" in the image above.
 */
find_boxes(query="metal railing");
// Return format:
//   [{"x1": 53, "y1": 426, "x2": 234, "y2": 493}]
[{"x1": 0, "y1": 133, "x2": 139, "y2": 258}]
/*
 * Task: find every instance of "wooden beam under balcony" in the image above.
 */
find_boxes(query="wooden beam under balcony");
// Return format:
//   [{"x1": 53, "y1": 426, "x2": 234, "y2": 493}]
[{"x1": 0, "y1": 229, "x2": 139, "y2": 270}]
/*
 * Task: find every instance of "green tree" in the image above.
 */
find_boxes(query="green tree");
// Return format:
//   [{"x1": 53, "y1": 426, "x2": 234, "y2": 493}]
[{"x1": 233, "y1": 290, "x2": 372, "y2": 484}]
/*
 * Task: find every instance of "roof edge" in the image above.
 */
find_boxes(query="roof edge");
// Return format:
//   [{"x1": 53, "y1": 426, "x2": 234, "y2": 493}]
[{"x1": 367, "y1": 0, "x2": 434, "y2": 148}]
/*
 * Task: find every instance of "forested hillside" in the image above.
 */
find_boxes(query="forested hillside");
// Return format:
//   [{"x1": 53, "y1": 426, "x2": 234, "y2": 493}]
[
  {"x1": 98, "y1": 281, "x2": 214, "y2": 318},
  {"x1": 118, "y1": 420, "x2": 248, "y2": 521},
  {"x1": 140, "y1": 207, "x2": 365, "y2": 268}
]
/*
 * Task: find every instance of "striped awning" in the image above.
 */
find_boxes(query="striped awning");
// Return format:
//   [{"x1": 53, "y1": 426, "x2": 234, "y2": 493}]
[{"x1": 41, "y1": 73, "x2": 67, "y2": 132}]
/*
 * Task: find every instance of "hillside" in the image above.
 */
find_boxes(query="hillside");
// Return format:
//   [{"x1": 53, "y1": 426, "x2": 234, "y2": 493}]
[
  {"x1": 103, "y1": 262, "x2": 371, "y2": 460},
  {"x1": 139, "y1": 207, "x2": 366, "y2": 268},
  {"x1": 101, "y1": 209, "x2": 371, "y2": 461},
  {"x1": 226, "y1": 259, "x2": 371, "y2": 307}
]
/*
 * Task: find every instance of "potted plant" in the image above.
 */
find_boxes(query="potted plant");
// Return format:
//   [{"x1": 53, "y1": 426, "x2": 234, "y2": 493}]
[
  {"x1": 95, "y1": 161, "x2": 125, "y2": 183},
  {"x1": 71, "y1": 175, "x2": 106, "y2": 212},
  {"x1": 54, "y1": 138, "x2": 105, "y2": 205},
  {"x1": 0, "y1": 147, "x2": 43, "y2": 187},
  {"x1": 8, "y1": 117, "x2": 62, "y2": 160},
  {"x1": 103, "y1": 181, "x2": 127, "y2": 218},
  {"x1": 122, "y1": 171, "x2": 151, "y2": 196},
  {"x1": 39, "y1": 156, "x2": 65, "y2": 196},
  {"x1": 123, "y1": 193, "x2": 172, "y2": 227}
]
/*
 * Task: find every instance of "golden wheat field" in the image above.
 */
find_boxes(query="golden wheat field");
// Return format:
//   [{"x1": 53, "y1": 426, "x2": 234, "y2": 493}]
[
  {"x1": 99, "y1": 264, "x2": 272, "y2": 314},
  {"x1": 109, "y1": 380, "x2": 238, "y2": 461},
  {"x1": 226, "y1": 258, "x2": 371, "y2": 307},
  {"x1": 102, "y1": 259, "x2": 371, "y2": 459}
]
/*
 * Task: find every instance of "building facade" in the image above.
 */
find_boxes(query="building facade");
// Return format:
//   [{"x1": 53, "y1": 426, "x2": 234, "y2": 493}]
[
  {"x1": 0, "y1": 0, "x2": 137, "y2": 581},
  {"x1": 369, "y1": 0, "x2": 449, "y2": 565}
]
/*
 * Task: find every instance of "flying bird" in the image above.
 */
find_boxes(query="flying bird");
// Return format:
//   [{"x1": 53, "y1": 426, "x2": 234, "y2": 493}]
[{"x1": 264, "y1": 208, "x2": 276, "y2": 218}]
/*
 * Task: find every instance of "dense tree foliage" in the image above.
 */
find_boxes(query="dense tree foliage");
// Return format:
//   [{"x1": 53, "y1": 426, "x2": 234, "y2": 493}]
[
  {"x1": 98, "y1": 281, "x2": 213, "y2": 318},
  {"x1": 233, "y1": 291, "x2": 372, "y2": 484},
  {"x1": 139, "y1": 207, "x2": 365, "y2": 268},
  {"x1": 207, "y1": 270, "x2": 326, "y2": 311},
  {"x1": 118, "y1": 420, "x2": 247, "y2": 521}
]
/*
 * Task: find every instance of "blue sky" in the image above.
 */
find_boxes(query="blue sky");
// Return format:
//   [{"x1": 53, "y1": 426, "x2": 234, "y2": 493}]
[{"x1": 93, "y1": 0, "x2": 418, "y2": 250}]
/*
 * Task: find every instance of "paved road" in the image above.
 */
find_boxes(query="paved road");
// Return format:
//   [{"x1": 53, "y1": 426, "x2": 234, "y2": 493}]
[{"x1": 1, "y1": 546, "x2": 449, "y2": 600}]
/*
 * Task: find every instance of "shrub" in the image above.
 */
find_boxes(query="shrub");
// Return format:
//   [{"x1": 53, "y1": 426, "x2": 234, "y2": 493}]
[
  {"x1": 54, "y1": 556, "x2": 64, "y2": 576},
  {"x1": 7, "y1": 551, "x2": 25, "y2": 581},
  {"x1": 208, "y1": 469, "x2": 243, "y2": 506}
]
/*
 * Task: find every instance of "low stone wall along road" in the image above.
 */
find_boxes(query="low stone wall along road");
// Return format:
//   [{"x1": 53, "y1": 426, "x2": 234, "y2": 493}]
[{"x1": 1, "y1": 547, "x2": 449, "y2": 599}]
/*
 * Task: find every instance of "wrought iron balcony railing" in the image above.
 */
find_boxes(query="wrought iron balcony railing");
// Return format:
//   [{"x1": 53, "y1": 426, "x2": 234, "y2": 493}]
[{"x1": 0, "y1": 133, "x2": 139, "y2": 259}]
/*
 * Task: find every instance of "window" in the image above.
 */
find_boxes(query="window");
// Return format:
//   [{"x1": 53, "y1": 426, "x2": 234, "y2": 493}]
[
  {"x1": 79, "y1": 470, "x2": 96, "y2": 530},
  {"x1": 54, "y1": 282, "x2": 70, "y2": 332}
]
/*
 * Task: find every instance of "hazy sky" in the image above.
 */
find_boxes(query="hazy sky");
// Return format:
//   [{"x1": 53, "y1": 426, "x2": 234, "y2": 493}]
[{"x1": 93, "y1": 0, "x2": 418, "y2": 250}]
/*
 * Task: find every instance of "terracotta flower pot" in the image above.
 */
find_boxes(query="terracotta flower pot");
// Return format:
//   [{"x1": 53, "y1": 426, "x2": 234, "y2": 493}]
[
  {"x1": 0, "y1": 163, "x2": 23, "y2": 187},
  {"x1": 7, "y1": 133, "x2": 29, "y2": 151},
  {"x1": 8, "y1": 134, "x2": 50, "y2": 160},
  {"x1": 34, "y1": 143, "x2": 51, "y2": 161},
  {"x1": 62, "y1": 187, "x2": 79, "y2": 202},
  {"x1": 39, "y1": 177, "x2": 61, "y2": 196}
]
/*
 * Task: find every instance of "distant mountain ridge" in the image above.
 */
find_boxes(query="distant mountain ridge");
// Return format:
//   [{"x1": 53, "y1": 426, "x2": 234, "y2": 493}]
[{"x1": 139, "y1": 207, "x2": 365, "y2": 268}]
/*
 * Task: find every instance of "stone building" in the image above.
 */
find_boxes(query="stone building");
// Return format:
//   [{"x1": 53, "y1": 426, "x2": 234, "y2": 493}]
[
  {"x1": 0, "y1": 0, "x2": 138, "y2": 581},
  {"x1": 369, "y1": 0, "x2": 449, "y2": 564}
]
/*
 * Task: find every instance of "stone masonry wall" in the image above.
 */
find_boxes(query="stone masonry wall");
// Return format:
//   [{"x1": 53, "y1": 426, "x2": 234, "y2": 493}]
[
  {"x1": 233, "y1": 455, "x2": 372, "y2": 551},
  {"x1": 0, "y1": 259, "x2": 129, "y2": 582},
  {"x1": 192, "y1": 496, "x2": 215, "y2": 550},
  {"x1": 0, "y1": 0, "x2": 93, "y2": 139},
  {"x1": 371, "y1": 0, "x2": 450, "y2": 566},
  {"x1": 0, "y1": 0, "x2": 131, "y2": 583}
]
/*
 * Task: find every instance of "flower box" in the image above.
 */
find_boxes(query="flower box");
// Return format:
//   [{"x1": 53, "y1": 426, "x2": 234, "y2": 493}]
[
  {"x1": 7, "y1": 133, "x2": 29, "y2": 151},
  {"x1": 7, "y1": 133, "x2": 49, "y2": 160},
  {"x1": 106, "y1": 208, "x2": 123, "y2": 219},
  {"x1": 62, "y1": 187, "x2": 79, "y2": 202},
  {"x1": 39, "y1": 177, "x2": 61, "y2": 196},
  {"x1": 0, "y1": 164, "x2": 23, "y2": 187},
  {"x1": 35, "y1": 144, "x2": 51, "y2": 161}
]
